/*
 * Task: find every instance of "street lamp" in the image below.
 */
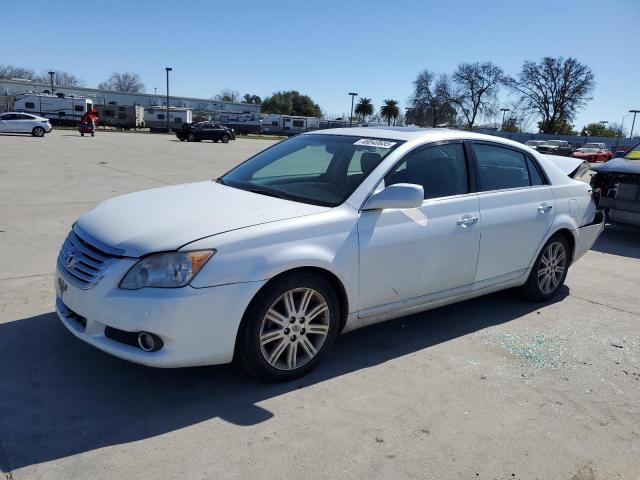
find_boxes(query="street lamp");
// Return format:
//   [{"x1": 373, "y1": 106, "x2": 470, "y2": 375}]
[
  {"x1": 500, "y1": 108, "x2": 510, "y2": 131},
  {"x1": 154, "y1": 87, "x2": 157, "y2": 104},
  {"x1": 48, "y1": 71, "x2": 55, "y2": 94},
  {"x1": 348, "y1": 92, "x2": 358, "y2": 127},
  {"x1": 165, "y1": 67, "x2": 172, "y2": 132},
  {"x1": 599, "y1": 120, "x2": 609, "y2": 126},
  {"x1": 630, "y1": 110, "x2": 640, "y2": 138}
]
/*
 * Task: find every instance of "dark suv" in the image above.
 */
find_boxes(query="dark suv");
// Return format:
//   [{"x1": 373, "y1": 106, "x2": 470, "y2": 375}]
[{"x1": 175, "y1": 122, "x2": 235, "y2": 143}]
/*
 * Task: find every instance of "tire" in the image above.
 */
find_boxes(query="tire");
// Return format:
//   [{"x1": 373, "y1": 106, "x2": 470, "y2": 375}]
[
  {"x1": 187, "y1": 132, "x2": 197, "y2": 142},
  {"x1": 213, "y1": 139, "x2": 219, "y2": 143},
  {"x1": 221, "y1": 134, "x2": 230, "y2": 143},
  {"x1": 237, "y1": 272, "x2": 340, "y2": 382},
  {"x1": 32, "y1": 127, "x2": 45, "y2": 137},
  {"x1": 178, "y1": 136, "x2": 185, "y2": 142},
  {"x1": 80, "y1": 132, "x2": 84, "y2": 137},
  {"x1": 521, "y1": 233, "x2": 570, "y2": 301}
]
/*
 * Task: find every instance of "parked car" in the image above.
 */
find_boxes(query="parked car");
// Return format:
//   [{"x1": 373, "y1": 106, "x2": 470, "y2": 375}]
[
  {"x1": 571, "y1": 142, "x2": 613, "y2": 163},
  {"x1": 55, "y1": 128, "x2": 603, "y2": 381},
  {"x1": 536, "y1": 140, "x2": 573, "y2": 156},
  {"x1": 0, "y1": 112, "x2": 52, "y2": 137},
  {"x1": 590, "y1": 142, "x2": 640, "y2": 226},
  {"x1": 524, "y1": 140, "x2": 546, "y2": 150},
  {"x1": 175, "y1": 122, "x2": 235, "y2": 143}
]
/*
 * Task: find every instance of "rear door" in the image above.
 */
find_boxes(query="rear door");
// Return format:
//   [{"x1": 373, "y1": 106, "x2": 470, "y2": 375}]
[
  {"x1": 0, "y1": 113, "x2": 16, "y2": 132},
  {"x1": 14, "y1": 114, "x2": 36, "y2": 132},
  {"x1": 471, "y1": 142, "x2": 555, "y2": 283}
]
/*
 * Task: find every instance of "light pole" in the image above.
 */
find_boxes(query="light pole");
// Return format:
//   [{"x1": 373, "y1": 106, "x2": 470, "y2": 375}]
[
  {"x1": 348, "y1": 92, "x2": 358, "y2": 127},
  {"x1": 165, "y1": 67, "x2": 172, "y2": 132},
  {"x1": 154, "y1": 87, "x2": 157, "y2": 105},
  {"x1": 599, "y1": 120, "x2": 609, "y2": 126},
  {"x1": 500, "y1": 108, "x2": 510, "y2": 131},
  {"x1": 630, "y1": 110, "x2": 640, "y2": 138},
  {"x1": 48, "y1": 71, "x2": 55, "y2": 94}
]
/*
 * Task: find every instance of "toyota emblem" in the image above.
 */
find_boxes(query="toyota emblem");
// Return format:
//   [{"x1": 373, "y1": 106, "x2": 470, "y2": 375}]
[{"x1": 65, "y1": 248, "x2": 76, "y2": 269}]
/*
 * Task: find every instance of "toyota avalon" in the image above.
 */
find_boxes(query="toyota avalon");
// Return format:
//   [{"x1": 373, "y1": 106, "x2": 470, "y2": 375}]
[{"x1": 55, "y1": 128, "x2": 603, "y2": 381}]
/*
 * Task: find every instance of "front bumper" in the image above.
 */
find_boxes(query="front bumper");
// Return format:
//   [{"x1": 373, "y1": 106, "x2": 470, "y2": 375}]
[{"x1": 55, "y1": 261, "x2": 266, "y2": 367}]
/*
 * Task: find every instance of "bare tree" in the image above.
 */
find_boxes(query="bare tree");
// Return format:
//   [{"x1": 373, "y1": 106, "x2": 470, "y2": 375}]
[
  {"x1": 98, "y1": 72, "x2": 145, "y2": 92},
  {"x1": 0, "y1": 65, "x2": 83, "y2": 86},
  {"x1": 508, "y1": 57, "x2": 595, "y2": 133},
  {"x1": 213, "y1": 89, "x2": 240, "y2": 102},
  {"x1": 452, "y1": 62, "x2": 505, "y2": 129},
  {"x1": 0, "y1": 64, "x2": 37, "y2": 80},
  {"x1": 411, "y1": 70, "x2": 457, "y2": 127}
]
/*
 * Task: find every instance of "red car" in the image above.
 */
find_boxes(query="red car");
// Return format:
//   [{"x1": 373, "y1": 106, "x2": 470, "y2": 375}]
[{"x1": 570, "y1": 142, "x2": 613, "y2": 162}]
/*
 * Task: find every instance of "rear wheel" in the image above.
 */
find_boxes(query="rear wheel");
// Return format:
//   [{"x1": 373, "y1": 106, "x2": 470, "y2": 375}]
[
  {"x1": 237, "y1": 272, "x2": 339, "y2": 382},
  {"x1": 187, "y1": 132, "x2": 197, "y2": 142},
  {"x1": 521, "y1": 233, "x2": 570, "y2": 301},
  {"x1": 32, "y1": 127, "x2": 45, "y2": 137}
]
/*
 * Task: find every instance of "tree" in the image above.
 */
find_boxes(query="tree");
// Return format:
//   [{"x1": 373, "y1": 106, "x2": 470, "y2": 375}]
[
  {"x1": 243, "y1": 93, "x2": 262, "y2": 105},
  {"x1": 580, "y1": 122, "x2": 622, "y2": 138},
  {"x1": 380, "y1": 99, "x2": 400, "y2": 126},
  {"x1": 550, "y1": 118, "x2": 578, "y2": 136},
  {"x1": 354, "y1": 98, "x2": 374, "y2": 123},
  {"x1": 0, "y1": 65, "x2": 83, "y2": 86},
  {"x1": 261, "y1": 91, "x2": 321, "y2": 117},
  {"x1": 452, "y1": 62, "x2": 505, "y2": 129},
  {"x1": 98, "y1": 72, "x2": 145, "y2": 92},
  {"x1": 508, "y1": 56, "x2": 595, "y2": 134},
  {"x1": 0, "y1": 64, "x2": 38, "y2": 81},
  {"x1": 410, "y1": 70, "x2": 457, "y2": 127},
  {"x1": 213, "y1": 89, "x2": 240, "y2": 102},
  {"x1": 42, "y1": 70, "x2": 83, "y2": 87}
]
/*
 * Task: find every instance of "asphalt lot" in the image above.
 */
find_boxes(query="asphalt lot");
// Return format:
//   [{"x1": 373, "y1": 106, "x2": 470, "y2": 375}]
[{"x1": 1, "y1": 130, "x2": 639, "y2": 480}]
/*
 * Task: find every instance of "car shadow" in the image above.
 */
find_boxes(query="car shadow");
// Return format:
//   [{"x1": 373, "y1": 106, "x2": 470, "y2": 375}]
[
  {"x1": 591, "y1": 223, "x2": 640, "y2": 260},
  {"x1": 0, "y1": 288, "x2": 567, "y2": 472}
]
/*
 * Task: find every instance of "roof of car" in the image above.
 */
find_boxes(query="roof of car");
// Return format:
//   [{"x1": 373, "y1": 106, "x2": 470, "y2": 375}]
[{"x1": 305, "y1": 126, "x2": 516, "y2": 143}]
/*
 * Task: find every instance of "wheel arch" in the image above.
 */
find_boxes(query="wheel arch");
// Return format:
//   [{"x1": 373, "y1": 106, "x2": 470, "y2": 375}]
[{"x1": 233, "y1": 266, "x2": 350, "y2": 360}]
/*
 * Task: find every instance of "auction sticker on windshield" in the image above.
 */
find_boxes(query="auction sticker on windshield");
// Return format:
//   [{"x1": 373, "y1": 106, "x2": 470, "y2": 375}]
[{"x1": 353, "y1": 139, "x2": 397, "y2": 149}]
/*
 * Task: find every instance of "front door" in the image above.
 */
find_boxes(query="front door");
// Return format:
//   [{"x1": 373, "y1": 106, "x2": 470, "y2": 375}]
[
  {"x1": 358, "y1": 142, "x2": 481, "y2": 311},
  {"x1": 471, "y1": 142, "x2": 556, "y2": 282},
  {"x1": 0, "y1": 113, "x2": 16, "y2": 132}
]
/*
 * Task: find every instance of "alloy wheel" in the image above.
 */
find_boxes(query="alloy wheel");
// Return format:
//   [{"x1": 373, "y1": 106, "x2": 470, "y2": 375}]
[
  {"x1": 259, "y1": 287, "x2": 330, "y2": 370},
  {"x1": 537, "y1": 241, "x2": 566, "y2": 295}
]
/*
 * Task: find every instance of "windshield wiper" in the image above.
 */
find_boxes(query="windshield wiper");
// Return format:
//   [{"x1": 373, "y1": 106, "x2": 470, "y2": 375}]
[
  {"x1": 215, "y1": 176, "x2": 226, "y2": 185},
  {"x1": 245, "y1": 186, "x2": 290, "y2": 200}
]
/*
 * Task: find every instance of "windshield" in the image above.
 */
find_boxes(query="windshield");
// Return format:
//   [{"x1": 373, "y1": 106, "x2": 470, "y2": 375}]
[
  {"x1": 221, "y1": 134, "x2": 402, "y2": 206},
  {"x1": 544, "y1": 140, "x2": 564, "y2": 146},
  {"x1": 624, "y1": 144, "x2": 640, "y2": 160},
  {"x1": 525, "y1": 141, "x2": 543, "y2": 146}
]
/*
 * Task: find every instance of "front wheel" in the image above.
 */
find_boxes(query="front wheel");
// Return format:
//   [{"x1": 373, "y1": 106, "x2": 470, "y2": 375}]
[
  {"x1": 237, "y1": 273, "x2": 339, "y2": 382},
  {"x1": 521, "y1": 233, "x2": 570, "y2": 301},
  {"x1": 221, "y1": 134, "x2": 230, "y2": 143},
  {"x1": 187, "y1": 132, "x2": 196, "y2": 142},
  {"x1": 32, "y1": 127, "x2": 45, "y2": 137}
]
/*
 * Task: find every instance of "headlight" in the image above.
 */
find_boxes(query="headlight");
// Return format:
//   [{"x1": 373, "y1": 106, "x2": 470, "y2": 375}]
[{"x1": 119, "y1": 250, "x2": 215, "y2": 290}]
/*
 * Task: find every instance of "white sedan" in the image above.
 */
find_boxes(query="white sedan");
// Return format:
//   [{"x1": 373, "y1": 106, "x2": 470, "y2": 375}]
[
  {"x1": 0, "y1": 112, "x2": 52, "y2": 136},
  {"x1": 55, "y1": 128, "x2": 603, "y2": 381}
]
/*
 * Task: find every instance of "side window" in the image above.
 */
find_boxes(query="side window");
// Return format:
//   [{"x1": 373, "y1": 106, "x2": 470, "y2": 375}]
[
  {"x1": 385, "y1": 143, "x2": 469, "y2": 200},
  {"x1": 25, "y1": 102, "x2": 35, "y2": 109},
  {"x1": 17, "y1": 114, "x2": 34, "y2": 120},
  {"x1": 473, "y1": 143, "x2": 531, "y2": 191},
  {"x1": 2, "y1": 114, "x2": 16, "y2": 120},
  {"x1": 526, "y1": 156, "x2": 545, "y2": 186},
  {"x1": 74, "y1": 105, "x2": 84, "y2": 112}
]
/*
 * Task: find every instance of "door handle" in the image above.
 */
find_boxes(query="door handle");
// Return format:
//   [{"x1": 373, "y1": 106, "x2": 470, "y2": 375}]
[
  {"x1": 457, "y1": 216, "x2": 478, "y2": 227},
  {"x1": 537, "y1": 204, "x2": 553, "y2": 213}
]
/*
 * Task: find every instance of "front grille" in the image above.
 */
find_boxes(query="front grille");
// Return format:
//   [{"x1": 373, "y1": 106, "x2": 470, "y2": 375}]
[
  {"x1": 57, "y1": 229, "x2": 117, "y2": 289},
  {"x1": 56, "y1": 298, "x2": 87, "y2": 331}
]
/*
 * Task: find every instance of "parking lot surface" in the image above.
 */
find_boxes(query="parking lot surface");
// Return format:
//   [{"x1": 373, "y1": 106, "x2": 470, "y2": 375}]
[{"x1": 1, "y1": 130, "x2": 639, "y2": 480}]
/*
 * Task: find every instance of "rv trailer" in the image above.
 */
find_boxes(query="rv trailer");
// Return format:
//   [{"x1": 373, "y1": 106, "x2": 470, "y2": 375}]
[
  {"x1": 144, "y1": 106, "x2": 192, "y2": 132},
  {"x1": 96, "y1": 104, "x2": 144, "y2": 129},
  {"x1": 14, "y1": 93, "x2": 93, "y2": 125}
]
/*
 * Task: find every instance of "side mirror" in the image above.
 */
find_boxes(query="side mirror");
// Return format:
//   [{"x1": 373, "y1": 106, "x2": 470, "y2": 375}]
[{"x1": 363, "y1": 183, "x2": 424, "y2": 210}]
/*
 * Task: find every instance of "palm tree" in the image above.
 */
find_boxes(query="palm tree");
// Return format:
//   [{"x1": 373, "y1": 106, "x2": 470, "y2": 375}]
[
  {"x1": 354, "y1": 98, "x2": 374, "y2": 124},
  {"x1": 380, "y1": 99, "x2": 400, "y2": 126}
]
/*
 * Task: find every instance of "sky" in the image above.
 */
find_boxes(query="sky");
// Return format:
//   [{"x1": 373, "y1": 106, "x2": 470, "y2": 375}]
[{"x1": 2, "y1": 0, "x2": 639, "y2": 132}]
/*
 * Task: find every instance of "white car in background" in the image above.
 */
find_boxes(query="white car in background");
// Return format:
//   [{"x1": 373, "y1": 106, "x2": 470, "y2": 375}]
[
  {"x1": 0, "y1": 112, "x2": 52, "y2": 137},
  {"x1": 55, "y1": 128, "x2": 604, "y2": 381}
]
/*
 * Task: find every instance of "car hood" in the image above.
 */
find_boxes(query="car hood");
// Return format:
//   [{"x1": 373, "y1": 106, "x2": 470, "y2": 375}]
[
  {"x1": 76, "y1": 181, "x2": 330, "y2": 257},
  {"x1": 591, "y1": 158, "x2": 640, "y2": 175}
]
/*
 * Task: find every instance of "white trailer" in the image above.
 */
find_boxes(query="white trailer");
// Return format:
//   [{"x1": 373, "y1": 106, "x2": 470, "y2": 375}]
[
  {"x1": 144, "y1": 106, "x2": 192, "y2": 132},
  {"x1": 14, "y1": 93, "x2": 93, "y2": 125},
  {"x1": 260, "y1": 114, "x2": 320, "y2": 135}
]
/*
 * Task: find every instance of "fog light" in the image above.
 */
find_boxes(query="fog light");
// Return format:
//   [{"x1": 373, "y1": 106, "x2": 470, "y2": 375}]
[{"x1": 137, "y1": 331, "x2": 163, "y2": 352}]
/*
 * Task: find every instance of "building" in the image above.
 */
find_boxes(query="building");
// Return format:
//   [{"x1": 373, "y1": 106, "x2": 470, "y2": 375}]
[{"x1": 0, "y1": 78, "x2": 260, "y2": 122}]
